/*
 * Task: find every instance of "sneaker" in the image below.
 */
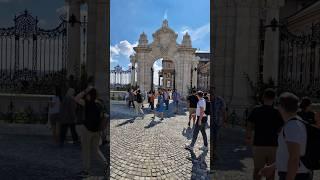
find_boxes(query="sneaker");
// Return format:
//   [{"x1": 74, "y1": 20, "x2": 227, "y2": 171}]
[
  {"x1": 185, "y1": 144, "x2": 194, "y2": 151},
  {"x1": 77, "y1": 170, "x2": 89, "y2": 178},
  {"x1": 199, "y1": 146, "x2": 208, "y2": 151}
]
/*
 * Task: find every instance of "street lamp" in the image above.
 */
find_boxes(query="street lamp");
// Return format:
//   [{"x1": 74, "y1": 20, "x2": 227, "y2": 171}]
[
  {"x1": 262, "y1": 18, "x2": 283, "y2": 32},
  {"x1": 61, "y1": 13, "x2": 87, "y2": 27}
]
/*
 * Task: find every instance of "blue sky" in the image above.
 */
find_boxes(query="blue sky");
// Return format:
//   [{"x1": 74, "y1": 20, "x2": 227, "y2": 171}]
[{"x1": 110, "y1": 0, "x2": 210, "y2": 70}]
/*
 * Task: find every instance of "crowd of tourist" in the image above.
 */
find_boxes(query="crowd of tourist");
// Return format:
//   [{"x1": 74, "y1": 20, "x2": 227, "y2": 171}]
[
  {"x1": 246, "y1": 89, "x2": 320, "y2": 180},
  {"x1": 124, "y1": 86, "x2": 320, "y2": 180}
]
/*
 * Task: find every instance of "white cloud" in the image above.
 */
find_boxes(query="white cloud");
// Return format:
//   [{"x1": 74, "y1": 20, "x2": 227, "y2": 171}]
[
  {"x1": 180, "y1": 23, "x2": 210, "y2": 42},
  {"x1": 110, "y1": 40, "x2": 138, "y2": 64},
  {"x1": 163, "y1": 9, "x2": 168, "y2": 20}
]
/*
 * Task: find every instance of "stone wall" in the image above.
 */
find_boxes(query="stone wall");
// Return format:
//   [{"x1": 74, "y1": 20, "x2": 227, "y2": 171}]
[{"x1": 0, "y1": 93, "x2": 52, "y2": 122}]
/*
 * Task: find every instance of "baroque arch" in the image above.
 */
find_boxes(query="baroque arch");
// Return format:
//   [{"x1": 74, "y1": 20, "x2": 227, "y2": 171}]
[{"x1": 130, "y1": 20, "x2": 200, "y2": 96}]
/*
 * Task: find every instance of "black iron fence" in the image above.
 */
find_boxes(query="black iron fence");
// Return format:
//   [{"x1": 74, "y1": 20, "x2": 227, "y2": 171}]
[
  {"x1": 0, "y1": 10, "x2": 67, "y2": 94},
  {"x1": 278, "y1": 23, "x2": 320, "y2": 99}
]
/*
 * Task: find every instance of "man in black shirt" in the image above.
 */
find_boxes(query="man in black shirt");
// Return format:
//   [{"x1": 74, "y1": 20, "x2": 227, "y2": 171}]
[
  {"x1": 187, "y1": 90, "x2": 198, "y2": 127},
  {"x1": 246, "y1": 88, "x2": 283, "y2": 180},
  {"x1": 297, "y1": 97, "x2": 316, "y2": 124}
]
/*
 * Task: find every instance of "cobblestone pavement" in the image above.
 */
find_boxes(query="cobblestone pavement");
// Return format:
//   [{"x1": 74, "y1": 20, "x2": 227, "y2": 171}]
[
  {"x1": 0, "y1": 123, "x2": 107, "y2": 180},
  {"x1": 211, "y1": 127, "x2": 320, "y2": 180},
  {"x1": 110, "y1": 103, "x2": 211, "y2": 180}
]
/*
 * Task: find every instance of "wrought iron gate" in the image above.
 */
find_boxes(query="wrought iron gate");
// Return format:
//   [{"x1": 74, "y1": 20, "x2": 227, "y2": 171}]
[
  {"x1": 278, "y1": 23, "x2": 320, "y2": 98},
  {"x1": 0, "y1": 10, "x2": 67, "y2": 94}
]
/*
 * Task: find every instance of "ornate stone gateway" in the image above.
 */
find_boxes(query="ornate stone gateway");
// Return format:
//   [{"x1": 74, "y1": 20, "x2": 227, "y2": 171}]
[{"x1": 130, "y1": 20, "x2": 200, "y2": 96}]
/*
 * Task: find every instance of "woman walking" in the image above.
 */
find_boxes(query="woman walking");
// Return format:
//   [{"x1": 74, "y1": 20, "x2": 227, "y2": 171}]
[
  {"x1": 153, "y1": 89, "x2": 165, "y2": 120},
  {"x1": 149, "y1": 91, "x2": 155, "y2": 111}
]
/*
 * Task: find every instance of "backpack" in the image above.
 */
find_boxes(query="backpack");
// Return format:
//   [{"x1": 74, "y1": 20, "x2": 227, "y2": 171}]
[
  {"x1": 136, "y1": 94, "x2": 143, "y2": 103},
  {"x1": 284, "y1": 118, "x2": 320, "y2": 170},
  {"x1": 204, "y1": 100, "x2": 211, "y2": 115}
]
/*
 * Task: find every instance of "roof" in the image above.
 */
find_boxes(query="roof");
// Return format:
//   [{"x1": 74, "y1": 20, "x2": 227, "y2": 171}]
[{"x1": 195, "y1": 52, "x2": 210, "y2": 60}]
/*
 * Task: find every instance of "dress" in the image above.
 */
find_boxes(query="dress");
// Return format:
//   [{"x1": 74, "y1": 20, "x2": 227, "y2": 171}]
[{"x1": 157, "y1": 95, "x2": 164, "y2": 113}]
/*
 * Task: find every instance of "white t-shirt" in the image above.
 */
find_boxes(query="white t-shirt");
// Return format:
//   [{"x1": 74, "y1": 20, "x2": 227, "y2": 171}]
[
  {"x1": 196, "y1": 98, "x2": 206, "y2": 117},
  {"x1": 276, "y1": 116, "x2": 309, "y2": 173},
  {"x1": 48, "y1": 96, "x2": 60, "y2": 114}
]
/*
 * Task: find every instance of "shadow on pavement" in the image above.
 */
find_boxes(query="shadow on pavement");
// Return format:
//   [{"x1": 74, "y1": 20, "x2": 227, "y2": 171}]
[
  {"x1": 115, "y1": 118, "x2": 136, "y2": 127},
  {"x1": 182, "y1": 127, "x2": 193, "y2": 140},
  {"x1": 212, "y1": 127, "x2": 252, "y2": 172},
  {"x1": 186, "y1": 149, "x2": 209, "y2": 179},
  {"x1": 144, "y1": 119, "x2": 162, "y2": 129}
]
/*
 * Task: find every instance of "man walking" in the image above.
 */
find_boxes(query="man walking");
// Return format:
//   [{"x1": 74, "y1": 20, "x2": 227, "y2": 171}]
[
  {"x1": 260, "y1": 92, "x2": 312, "y2": 180},
  {"x1": 128, "y1": 89, "x2": 135, "y2": 108},
  {"x1": 133, "y1": 89, "x2": 144, "y2": 119},
  {"x1": 185, "y1": 91, "x2": 208, "y2": 151},
  {"x1": 246, "y1": 88, "x2": 283, "y2": 180},
  {"x1": 187, "y1": 90, "x2": 198, "y2": 127},
  {"x1": 172, "y1": 89, "x2": 180, "y2": 114},
  {"x1": 163, "y1": 89, "x2": 169, "y2": 110}
]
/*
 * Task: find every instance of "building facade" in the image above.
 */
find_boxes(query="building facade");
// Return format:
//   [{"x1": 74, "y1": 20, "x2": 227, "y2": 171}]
[
  {"x1": 110, "y1": 65, "x2": 131, "y2": 88},
  {"x1": 196, "y1": 52, "x2": 210, "y2": 92}
]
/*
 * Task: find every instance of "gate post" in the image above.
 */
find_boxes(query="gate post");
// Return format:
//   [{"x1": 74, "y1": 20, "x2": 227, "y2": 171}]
[
  {"x1": 262, "y1": 0, "x2": 285, "y2": 85},
  {"x1": 67, "y1": 0, "x2": 81, "y2": 79}
]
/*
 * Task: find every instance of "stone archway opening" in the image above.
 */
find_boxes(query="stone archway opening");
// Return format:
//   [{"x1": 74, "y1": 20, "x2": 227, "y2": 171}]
[{"x1": 151, "y1": 58, "x2": 175, "y2": 91}]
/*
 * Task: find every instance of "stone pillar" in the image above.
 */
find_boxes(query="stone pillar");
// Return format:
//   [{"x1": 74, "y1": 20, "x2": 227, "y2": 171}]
[
  {"x1": 230, "y1": 0, "x2": 255, "y2": 110},
  {"x1": 93, "y1": 0, "x2": 108, "y2": 101},
  {"x1": 67, "y1": 0, "x2": 81, "y2": 78},
  {"x1": 86, "y1": 0, "x2": 97, "y2": 77},
  {"x1": 263, "y1": 0, "x2": 284, "y2": 84}
]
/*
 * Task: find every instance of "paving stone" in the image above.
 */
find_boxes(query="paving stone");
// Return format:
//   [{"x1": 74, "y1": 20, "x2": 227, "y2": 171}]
[{"x1": 110, "y1": 103, "x2": 210, "y2": 179}]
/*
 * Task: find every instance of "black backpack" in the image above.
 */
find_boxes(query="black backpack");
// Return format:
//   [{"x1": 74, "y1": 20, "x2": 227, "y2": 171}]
[
  {"x1": 284, "y1": 118, "x2": 320, "y2": 170},
  {"x1": 204, "y1": 100, "x2": 211, "y2": 115},
  {"x1": 136, "y1": 94, "x2": 143, "y2": 103}
]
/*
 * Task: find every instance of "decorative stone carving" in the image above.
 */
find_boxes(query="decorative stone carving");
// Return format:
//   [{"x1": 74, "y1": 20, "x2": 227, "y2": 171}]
[
  {"x1": 132, "y1": 20, "x2": 197, "y2": 96},
  {"x1": 181, "y1": 32, "x2": 192, "y2": 47},
  {"x1": 138, "y1": 32, "x2": 148, "y2": 47}
]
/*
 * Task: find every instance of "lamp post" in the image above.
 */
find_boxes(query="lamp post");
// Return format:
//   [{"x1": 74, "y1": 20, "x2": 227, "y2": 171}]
[{"x1": 61, "y1": 13, "x2": 87, "y2": 27}]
